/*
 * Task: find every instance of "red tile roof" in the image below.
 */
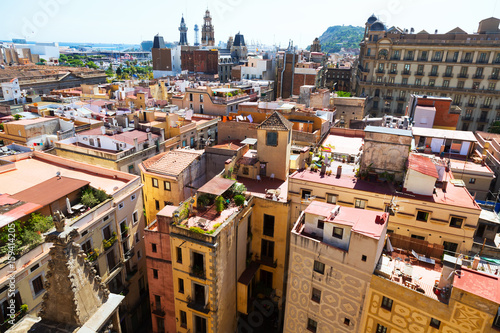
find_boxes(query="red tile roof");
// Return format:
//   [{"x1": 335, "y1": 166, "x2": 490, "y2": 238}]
[
  {"x1": 10, "y1": 176, "x2": 89, "y2": 207},
  {"x1": 142, "y1": 150, "x2": 203, "y2": 177},
  {"x1": 453, "y1": 267, "x2": 500, "y2": 304},
  {"x1": 79, "y1": 129, "x2": 159, "y2": 145},
  {"x1": 408, "y1": 154, "x2": 439, "y2": 178}
]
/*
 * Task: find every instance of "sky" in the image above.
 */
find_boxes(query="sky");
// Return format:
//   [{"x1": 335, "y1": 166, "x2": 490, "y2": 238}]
[{"x1": 1, "y1": 0, "x2": 500, "y2": 49}]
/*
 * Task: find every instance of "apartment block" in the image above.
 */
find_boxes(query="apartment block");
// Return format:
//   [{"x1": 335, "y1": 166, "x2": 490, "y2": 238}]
[
  {"x1": 357, "y1": 16, "x2": 500, "y2": 132},
  {"x1": 0, "y1": 152, "x2": 147, "y2": 333},
  {"x1": 284, "y1": 201, "x2": 388, "y2": 332}
]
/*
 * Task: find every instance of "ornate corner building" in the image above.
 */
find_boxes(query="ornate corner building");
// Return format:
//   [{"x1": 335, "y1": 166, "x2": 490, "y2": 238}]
[{"x1": 356, "y1": 15, "x2": 500, "y2": 132}]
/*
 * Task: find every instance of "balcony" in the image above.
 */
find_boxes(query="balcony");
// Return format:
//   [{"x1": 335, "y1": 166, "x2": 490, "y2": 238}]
[
  {"x1": 445, "y1": 59, "x2": 458, "y2": 63},
  {"x1": 431, "y1": 58, "x2": 443, "y2": 62},
  {"x1": 401, "y1": 70, "x2": 412, "y2": 76},
  {"x1": 376, "y1": 69, "x2": 385, "y2": 74},
  {"x1": 461, "y1": 115, "x2": 473, "y2": 122},
  {"x1": 476, "y1": 59, "x2": 489, "y2": 64},
  {"x1": 390, "y1": 56, "x2": 400, "y2": 61},
  {"x1": 187, "y1": 296, "x2": 210, "y2": 314},
  {"x1": 428, "y1": 72, "x2": 439, "y2": 77},
  {"x1": 385, "y1": 96, "x2": 393, "y2": 100},
  {"x1": 256, "y1": 255, "x2": 278, "y2": 268},
  {"x1": 190, "y1": 265, "x2": 206, "y2": 280},
  {"x1": 419, "y1": 57, "x2": 428, "y2": 61},
  {"x1": 461, "y1": 59, "x2": 472, "y2": 63},
  {"x1": 442, "y1": 73, "x2": 454, "y2": 78},
  {"x1": 457, "y1": 73, "x2": 469, "y2": 79},
  {"x1": 480, "y1": 104, "x2": 492, "y2": 109},
  {"x1": 152, "y1": 307, "x2": 165, "y2": 317},
  {"x1": 398, "y1": 97, "x2": 406, "y2": 101},
  {"x1": 388, "y1": 70, "x2": 398, "y2": 75},
  {"x1": 467, "y1": 103, "x2": 477, "y2": 108},
  {"x1": 473, "y1": 74, "x2": 484, "y2": 79},
  {"x1": 489, "y1": 75, "x2": 500, "y2": 80},
  {"x1": 478, "y1": 117, "x2": 489, "y2": 123}
]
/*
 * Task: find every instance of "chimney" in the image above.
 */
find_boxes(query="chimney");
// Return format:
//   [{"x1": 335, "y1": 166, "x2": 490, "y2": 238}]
[
  {"x1": 442, "y1": 181, "x2": 448, "y2": 192},
  {"x1": 472, "y1": 255, "x2": 480, "y2": 270},
  {"x1": 134, "y1": 137, "x2": 139, "y2": 151},
  {"x1": 336, "y1": 165, "x2": 342, "y2": 178},
  {"x1": 147, "y1": 132, "x2": 153, "y2": 145}
]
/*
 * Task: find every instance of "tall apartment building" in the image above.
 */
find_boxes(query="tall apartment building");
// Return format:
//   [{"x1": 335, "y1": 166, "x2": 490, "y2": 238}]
[
  {"x1": 356, "y1": 16, "x2": 500, "y2": 132},
  {"x1": 284, "y1": 201, "x2": 388, "y2": 332},
  {"x1": 0, "y1": 152, "x2": 148, "y2": 333}
]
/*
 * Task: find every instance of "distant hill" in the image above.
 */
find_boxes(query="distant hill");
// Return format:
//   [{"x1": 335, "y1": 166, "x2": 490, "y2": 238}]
[{"x1": 312, "y1": 25, "x2": 364, "y2": 54}]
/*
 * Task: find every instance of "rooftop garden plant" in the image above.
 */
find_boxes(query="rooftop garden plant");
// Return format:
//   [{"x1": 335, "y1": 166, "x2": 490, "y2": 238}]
[{"x1": 81, "y1": 186, "x2": 110, "y2": 208}]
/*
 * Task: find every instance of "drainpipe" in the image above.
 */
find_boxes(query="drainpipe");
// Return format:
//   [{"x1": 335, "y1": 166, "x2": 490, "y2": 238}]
[
  {"x1": 280, "y1": 53, "x2": 286, "y2": 98},
  {"x1": 290, "y1": 52, "x2": 296, "y2": 97}
]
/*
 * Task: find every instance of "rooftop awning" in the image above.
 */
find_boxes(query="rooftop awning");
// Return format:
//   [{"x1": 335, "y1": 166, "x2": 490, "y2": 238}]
[
  {"x1": 238, "y1": 261, "x2": 260, "y2": 286},
  {"x1": 240, "y1": 138, "x2": 257, "y2": 145},
  {"x1": 197, "y1": 177, "x2": 236, "y2": 196}
]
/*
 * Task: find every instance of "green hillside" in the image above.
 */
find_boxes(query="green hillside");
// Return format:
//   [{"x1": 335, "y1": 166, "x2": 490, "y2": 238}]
[{"x1": 314, "y1": 25, "x2": 364, "y2": 53}]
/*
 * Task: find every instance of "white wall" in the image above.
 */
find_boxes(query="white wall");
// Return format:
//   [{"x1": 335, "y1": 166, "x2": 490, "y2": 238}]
[
  {"x1": 77, "y1": 132, "x2": 133, "y2": 152},
  {"x1": 430, "y1": 138, "x2": 444, "y2": 153},
  {"x1": 413, "y1": 106, "x2": 436, "y2": 128},
  {"x1": 404, "y1": 169, "x2": 436, "y2": 196}
]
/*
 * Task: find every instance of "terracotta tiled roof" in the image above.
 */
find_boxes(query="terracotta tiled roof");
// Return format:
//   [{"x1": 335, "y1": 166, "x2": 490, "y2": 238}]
[
  {"x1": 10, "y1": 176, "x2": 90, "y2": 207},
  {"x1": 212, "y1": 142, "x2": 242, "y2": 151},
  {"x1": 143, "y1": 150, "x2": 203, "y2": 177},
  {"x1": 257, "y1": 111, "x2": 292, "y2": 131},
  {"x1": 407, "y1": 154, "x2": 439, "y2": 179}
]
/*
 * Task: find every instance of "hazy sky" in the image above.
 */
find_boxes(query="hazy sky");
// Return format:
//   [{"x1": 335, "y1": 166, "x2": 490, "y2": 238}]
[{"x1": 1, "y1": 0, "x2": 500, "y2": 48}]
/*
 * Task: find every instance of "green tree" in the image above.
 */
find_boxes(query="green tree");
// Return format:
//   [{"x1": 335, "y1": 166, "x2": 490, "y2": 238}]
[
  {"x1": 489, "y1": 121, "x2": 500, "y2": 134},
  {"x1": 86, "y1": 61, "x2": 99, "y2": 69}
]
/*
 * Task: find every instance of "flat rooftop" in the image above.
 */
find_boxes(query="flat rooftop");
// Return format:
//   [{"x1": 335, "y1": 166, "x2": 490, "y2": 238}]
[
  {"x1": 321, "y1": 134, "x2": 363, "y2": 156},
  {"x1": 238, "y1": 176, "x2": 288, "y2": 203},
  {"x1": 290, "y1": 169, "x2": 480, "y2": 210},
  {"x1": 453, "y1": 267, "x2": 500, "y2": 304},
  {"x1": 449, "y1": 159, "x2": 495, "y2": 176},
  {"x1": 78, "y1": 128, "x2": 159, "y2": 145},
  {"x1": 0, "y1": 153, "x2": 130, "y2": 196},
  {"x1": 412, "y1": 127, "x2": 477, "y2": 142}
]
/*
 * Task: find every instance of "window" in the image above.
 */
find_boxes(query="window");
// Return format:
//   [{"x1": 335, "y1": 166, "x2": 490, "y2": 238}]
[
  {"x1": 416, "y1": 211, "x2": 429, "y2": 222},
  {"x1": 200, "y1": 94, "x2": 204, "y2": 102},
  {"x1": 164, "y1": 181, "x2": 171, "y2": 191},
  {"x1": 152, "y1": 243, "x2": 157, "y2": 253},
  {"x1": 178, "y1": 278, "x2": 184, "y2": 294},
  {"x1": 152, "y1": 178, "x2": 158, "y2": 188},
  {"x1": 261, "y1": 239, "x2": 274, "y2": 262},
  {"x1": 189, "y1": 93, "x2": 193, "y2": 101},
  {"x1": 131, "y1": 194, "x2": 136, "y2": 201},
  {"x1": 415, "y1": 78, "x2": 421, "y2": 85},
  {"x1": 155, "y1": 200, "x2": 160, "y2": 210},
  {"x1": 313, "y1": 260, "x2": 325, "y2": 274},
  {"x1": 376, "y1": 324, "x2": 388, "y2": 333},
  {"x1": 362, "y1": 255, "x2": 367, "y2": 262},
  {"x1": 355, "y1": 199, "x2": 366, "y2": 209},
  {"x1": 457, "y1": 81, "x2": 464, "y2": 88},
  {"x1": 443, "y1": 80, "x2": 449, "y2": 87},
  {"x1": 302, "y1": 190, "x2": 312, "y2": 200},
  {"x1": 381, "y1": 296, "x2": 393, "y2": 311},
  {"x1": 450, "y1": 216, "x2": 463, "y2": 228},
  {"x1": 344, "y1": 318, "x2": 350, "y2": 326},
  {"x1": 443, "y1": 241, "x2": 458, "y2": 256},
  {"x1": 135, "y1": 232, "x2": 140, "y2": 243},
  {"x1": 82, "y1": 239, "x2": 92, "y2": 254},
  {"x1": 311, "y1": 288, "x2": 321, "y2": 303},
  {"x1": 118, "y1": 202, "x2": 124, "y2": 210},
  {"x1": 430, "y1": 65, "x2": 438, "y2": 75},
  {"x1": 317, "y1": 219, "x2": 324, "y2": 230},
  {"x1": 469, "y1": 178, "x2": 476, "y2": 184},
  {"x1": 263, "y1": 214, "x2": 275, "y2": 237},
  {"x1": 137, "y1": 249, "x2": 142, "y2": 259},
  {"x1": 266, "y1": 132, "x2": 278, "y2": 146},
  {"x1": 411, "y1": 234, "x2": 425, "y2": 240},
  {"x1": 153, "y1": 269, "x2": 158, "y2": 279},
  {"x1": 494, "y1": 306, "x2": 500, "y2": 328},
  {"x1": 242, "y1": 167, "x2": 249, "y2": 175},
  {"x1": 157, "y1": 317, "x2": 165, "y2": 333},
  {"x1": 132, "y1": 211, "x2": 139, "y2": 224},
  {"x1": 332, "y1": 227, "x2": 343, "y2": 239},
  {"x1": 307, "y1": 318, "x2": 318, "y2": 332},
  {"x1": 417, "y1": 64, "x2": 424, "y2": 75},
  {"x1": 180, "y1": 310, "x2": 187, "y2": 328},
  {"x1": 326, "y1": 194, "x2": 337, "y2": 204},
  {"x1": 176, "y1": 247, "x2": 182, "y2": 263},
  {"x1": 402, "y1": 78, "x2": 408, "y2": 85},
  {"x1": 31, "y1": 274, "x2": 44, "y2": 297},
  {"x1": 430, "y1": 318, "x2": 441, "y2": 329}
]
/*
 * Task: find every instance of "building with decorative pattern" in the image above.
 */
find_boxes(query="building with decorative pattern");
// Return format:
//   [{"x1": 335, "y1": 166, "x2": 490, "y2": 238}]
[{"x1": 283, "y1": 200, "x2": 389, "y2": 332}]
